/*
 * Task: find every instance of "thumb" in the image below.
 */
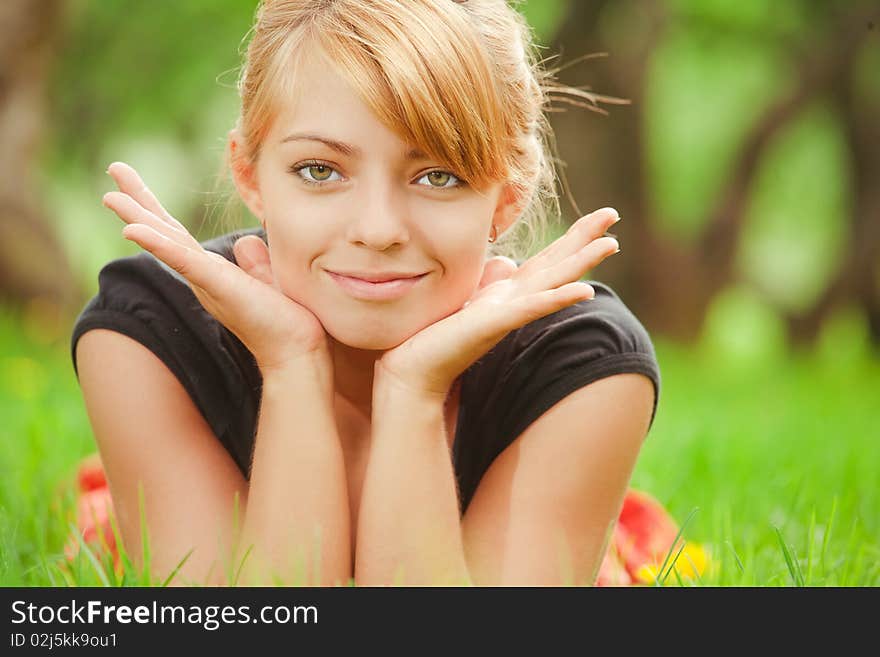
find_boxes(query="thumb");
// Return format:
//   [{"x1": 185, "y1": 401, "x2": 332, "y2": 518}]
[
  {"x1": 477, "y1": 256, "x2": 518, "y2": 291},
  {"x1": 463, "y1": 256, "x2": 518, "y2": 308},
  {"x1": 233, "y1": 235, "x2": 277, "y2": 288}
]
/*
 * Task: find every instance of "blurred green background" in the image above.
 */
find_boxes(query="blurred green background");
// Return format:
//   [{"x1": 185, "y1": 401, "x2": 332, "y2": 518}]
[{"x1": 0, "y1": 0, "x2": 877, "y2": 585}]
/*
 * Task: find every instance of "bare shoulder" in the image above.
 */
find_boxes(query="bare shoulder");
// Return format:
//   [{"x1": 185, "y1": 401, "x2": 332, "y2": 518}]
[{"x1": 75, "y1": 329, "x2": 248, "y2": 585}]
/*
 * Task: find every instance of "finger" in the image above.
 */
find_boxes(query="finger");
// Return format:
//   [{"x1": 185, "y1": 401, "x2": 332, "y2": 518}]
[
  {"x1": 233, "y1": 235, "x2": 277, "y2": 288},
  {"x1": 517, "y1": 207, "x2": 620, "y2": 276},
  {"x1": 122, "y1": 223, "x2": 230, "y2": 294},
  {"x1": 463, "y1": 256, "x2": 517, "y2": 309},
  {"x1": 102, "y1": 191, "x2": 200, "y2": 249},
  {"x1": 519, "y1": 236, "x2": 619, "y2": 295},
  {"x1": 477, "y1": 256, "x2": 518, "y2": 290},
  {"x1": 106, "y1": 161, "x2": 188, "y2": 233},
  {"x1": 462, "y1": 279, "x2": 595, "y2": 356},
  {"x1": 497, "y1": 281, "x2": 596, "y2": 330}
]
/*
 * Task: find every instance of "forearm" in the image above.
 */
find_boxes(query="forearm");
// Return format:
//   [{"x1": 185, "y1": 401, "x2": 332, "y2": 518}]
[
  {"x1": 234, "y1": 357, "x2": 351, "y2": 586},
  {"x1": 354, "y1": 371, "x2": 471, "y2": 586}
]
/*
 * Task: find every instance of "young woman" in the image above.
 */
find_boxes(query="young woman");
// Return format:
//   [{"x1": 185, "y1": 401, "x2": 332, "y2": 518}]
[{"x1": 71, "y1": 0, "x2": 660, "y2": 586}]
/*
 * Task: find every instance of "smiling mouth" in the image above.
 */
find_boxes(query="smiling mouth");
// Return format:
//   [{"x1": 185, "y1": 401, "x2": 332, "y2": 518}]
[{"x1": 326, "y1": 270, "x2": 428, "y2": 301}]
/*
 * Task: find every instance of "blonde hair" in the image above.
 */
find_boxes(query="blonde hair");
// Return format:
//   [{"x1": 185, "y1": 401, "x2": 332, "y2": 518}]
[{"x1": 215, "y1": 0, "x2": 616, "y2": 260}]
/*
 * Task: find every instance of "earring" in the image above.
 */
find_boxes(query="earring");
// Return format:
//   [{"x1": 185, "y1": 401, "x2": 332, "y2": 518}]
[{"x1": 487, "y1": 224, "x2": 498, "y2": 243}]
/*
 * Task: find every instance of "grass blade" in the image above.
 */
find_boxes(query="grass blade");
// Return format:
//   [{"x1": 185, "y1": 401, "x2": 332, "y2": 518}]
[
  {"x1": 806, "y1": 507, "x2": 816, "y2": 585},
  {"x1": 773, "y1": 525, "x2": 805, "y2": 587},
  {"x1": 67, "y1": 521, "x2": 110, "y2": 587},
  {"x1": 820, "y1": 496, "x2": 837, "y2": 580},
  {"x1": 660, "y1": 538, "x2": 689, "y2": 585},
  {"x1": 654, "y1": 506, "x2": 698, "y2": 586},
  {"x1": 160, "y1": 548, "x2": 194, "y2": 588},
  {"x1": 672, "y1": 564, "x2": 686, "y2": 587},
  {"x1": 725, "y1": 540, "x2": 745, "y2": 574},
  {"x1": 684, "y1": 550, "x2": 704, "y2": 585},
  {"x1": 233, "y1": 544, "x2": 255, "y2": 587}
]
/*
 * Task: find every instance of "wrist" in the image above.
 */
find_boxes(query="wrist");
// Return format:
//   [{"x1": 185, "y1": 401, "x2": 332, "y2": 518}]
[
  {"x1": 259, "y1": 348, "x2": 334, "y2": 395},
  {"x1": 373, "y1": 361, "x2": 448, "y2": 409}
]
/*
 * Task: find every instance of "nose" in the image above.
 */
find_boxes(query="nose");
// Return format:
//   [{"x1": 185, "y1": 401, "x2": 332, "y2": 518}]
[{"x1": 346, "y1": 176, "x2": 410, "y2": 251}]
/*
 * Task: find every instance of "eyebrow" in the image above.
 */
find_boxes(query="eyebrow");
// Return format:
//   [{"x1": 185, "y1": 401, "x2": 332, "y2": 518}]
[{"x1": 279, "y1": 133, "x2": 429, "y2": 161}]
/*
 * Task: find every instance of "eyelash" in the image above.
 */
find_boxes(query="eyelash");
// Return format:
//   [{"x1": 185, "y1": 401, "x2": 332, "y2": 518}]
[{"x1": 288, "y1": 159, "x2": 467, "y2": 190}]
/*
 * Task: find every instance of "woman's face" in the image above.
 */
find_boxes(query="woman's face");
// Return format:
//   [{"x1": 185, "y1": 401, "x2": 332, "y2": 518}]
[{"x1": 245, "y1": 58, "x2": 513, "y2": 350}]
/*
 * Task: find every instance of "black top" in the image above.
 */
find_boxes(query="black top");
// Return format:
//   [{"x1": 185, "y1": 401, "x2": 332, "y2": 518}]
[{"x1": 70, "y1": 227, "x2": 661, "y2": 515}]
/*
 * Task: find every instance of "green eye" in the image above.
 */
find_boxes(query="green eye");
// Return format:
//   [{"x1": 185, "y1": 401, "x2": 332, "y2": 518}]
[
  {"x1": 418, "y1": 170, "x2": 464, "y2": 189},
  {"x1": 426, "y1": 171, "x2": 452, "y2": 187},
  {"x1": 289, "y1": 161, "x2": 342, "y2": 186},
  {"x1": 307, "y1": 165, "x2": 333, "y2": 181}
]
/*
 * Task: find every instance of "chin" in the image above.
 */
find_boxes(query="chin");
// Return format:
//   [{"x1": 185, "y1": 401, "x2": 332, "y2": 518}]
[
  {"x1": 320, "y1": 314, "x2": 420, "y2": 352},
  {"x1": 332, "y1": 334, "x2": 406, "y2": 351}
]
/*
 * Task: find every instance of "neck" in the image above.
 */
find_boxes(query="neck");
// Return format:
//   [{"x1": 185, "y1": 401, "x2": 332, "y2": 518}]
[
  {"x1": 327, "y1": 337, "x2": 463, "y2": 440},
  {"x1": 328, "y1": 336, "x2": 385, "y2": 420}
]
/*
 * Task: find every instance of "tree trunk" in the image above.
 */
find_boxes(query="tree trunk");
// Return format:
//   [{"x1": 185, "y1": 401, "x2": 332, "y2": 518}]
[
  {"x1": 550, "y1": 0, "x2": 880, "y2": 348},
  {"x1": 549, "y1": 0, "x2": 712, "y2": 339},
  {"x1": 783, "y1": 4, "x2": 880, "y2": 352},
  {"x1": 0, "y1": 0, "x2": 79, "y2": 333}
]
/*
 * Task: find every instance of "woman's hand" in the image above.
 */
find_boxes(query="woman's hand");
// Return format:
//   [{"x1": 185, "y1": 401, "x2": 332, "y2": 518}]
[
  {"x1": 102, "y1": 161, "x2": 330, "y2": 373},
  {"x1": 375, "y1": 208, "x2": 622, "y2": 396}
]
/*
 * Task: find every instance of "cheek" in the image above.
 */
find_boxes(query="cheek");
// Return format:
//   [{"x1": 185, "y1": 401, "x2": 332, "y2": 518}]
[
  {"x1": 262, "y1": 221, "x2": 319, "y2": 301},
  {"x1": 436, "y1": 245, "x2": 487, "y2": 308},
  {"x1": 429, "y1": 224, "x2": 490, "y2": 300}
]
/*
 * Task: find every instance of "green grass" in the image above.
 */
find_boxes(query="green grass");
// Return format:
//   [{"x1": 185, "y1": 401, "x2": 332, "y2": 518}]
[{"x1": 1, "y1": 305, "x2": 877, "y2": 586}]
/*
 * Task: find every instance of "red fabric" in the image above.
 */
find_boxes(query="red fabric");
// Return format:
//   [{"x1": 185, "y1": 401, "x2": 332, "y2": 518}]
[
  {"x1": 595, "y1": 489, "x2": 681, "y2": 586},
  {"x1": 63, "y1": 455, "x2": 121, "y2": 575}
]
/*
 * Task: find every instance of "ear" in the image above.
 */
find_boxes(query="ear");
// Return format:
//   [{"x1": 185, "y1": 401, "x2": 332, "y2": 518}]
[
  {"x1": 227, "y1": 128, "x2": 266, "y2": 226},
  {"x1": 491, "y1": 182, "x2": 526, "y2": 237}
]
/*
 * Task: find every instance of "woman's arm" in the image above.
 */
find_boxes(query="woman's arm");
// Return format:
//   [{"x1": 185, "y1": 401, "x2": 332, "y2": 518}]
[
  {"x1": 76, "y1": 329, "x2": 253, "y2": 587},
  {"x1": 355, "y1": 370, "x2": 654, "y2": 587},
  {"x1": 77, "y1": 332, "x2": 350, "y2": 587},
  {"x1": 354, "y1": 370, "x2": 470, "y2": 586},
  {"x1": 98, "y1": 162, "x2": 351, "y2": 586},
  {"x1": 236, "y1": 355, "x2": 352, "y2": 586}
]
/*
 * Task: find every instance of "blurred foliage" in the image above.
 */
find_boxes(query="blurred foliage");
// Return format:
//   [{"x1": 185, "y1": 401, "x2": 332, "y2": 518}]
[
  {"x1": 854, "y1": 36, "x2": 880, "y2": 104},
  {"x1": 738, "y1": 101, "x2": 850, "y2": 314},
  {"x1": 645, "y1": 24, "x2": 793, "y2": 237},
  {"x1": 47, "y1": 1, "x2": 254, "y2": 172},
  {"x1": 644, "y1": 2, "x2": 861, "y2": 319},
  {"x1": 42, "y1": 1, "x2": 257, "y2": 294},
  {"x1": 640, "y1": 0, "x2": 875, "y2": 349}
]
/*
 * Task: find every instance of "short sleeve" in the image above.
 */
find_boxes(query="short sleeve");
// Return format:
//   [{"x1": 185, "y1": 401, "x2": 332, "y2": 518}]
[
  {"x1": 452, "y1": 280, "x2": 661, "y2": 513},
  {"x1": 498, "y1": 281, "x2": 661, "y2": 442},
  {"x1": 69, "y1": 228, "x2": 266, "y2": 477}
]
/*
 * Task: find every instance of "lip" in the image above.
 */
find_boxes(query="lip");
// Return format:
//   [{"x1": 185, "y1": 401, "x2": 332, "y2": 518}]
[
  {"x1": 326, "y1": 270, "x2": 428, "y2": 301},
  {"x1": 333, "y1": 270, "x2": 425, "y2": 283}
]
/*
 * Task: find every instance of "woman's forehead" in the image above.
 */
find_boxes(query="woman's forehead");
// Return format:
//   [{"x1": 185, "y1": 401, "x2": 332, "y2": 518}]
[{"x1": 267, "y1": 65, "x2": 436, "y2": 162}]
